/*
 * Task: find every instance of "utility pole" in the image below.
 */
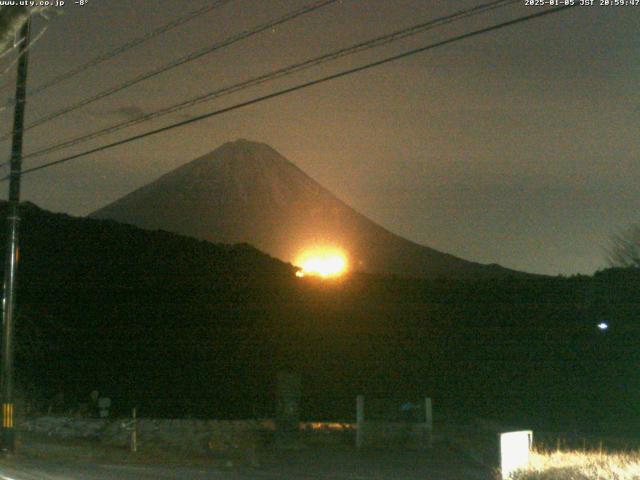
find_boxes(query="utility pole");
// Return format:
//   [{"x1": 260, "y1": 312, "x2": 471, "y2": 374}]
[{"x1": 1, "y1": 16, "x2": 31, "y2": 454}]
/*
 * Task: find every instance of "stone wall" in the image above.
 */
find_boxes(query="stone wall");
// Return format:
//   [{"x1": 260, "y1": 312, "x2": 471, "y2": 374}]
[
  {"x1": 18, "y1": 416, "x2": 275, "y2": 454},
  {"x1": 17, "y1": 417, "x2": 359, "y2": 452}
]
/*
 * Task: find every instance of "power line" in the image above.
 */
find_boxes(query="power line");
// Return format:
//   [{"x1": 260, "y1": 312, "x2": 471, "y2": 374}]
[
  {"x1": 0, "y1": 0, "x2": 234, "y2": 110},
  {"x1": 19, "y1": 0, "x2": 519, "y2": 163},
  {"x1": 0, "y1": 0, "x2": 339, "y2": 142},
  {"x1": 2, "y1": 4, "x2": 576, "y2": 181}
]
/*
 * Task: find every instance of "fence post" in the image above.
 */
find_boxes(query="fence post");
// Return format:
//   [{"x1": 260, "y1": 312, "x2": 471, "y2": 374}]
[
  {"x1": 425, "y1": 397, "x2": 433, "y2": 448},
  {"x1": 275, "y1": 372, "x2": 301, "y2": 448},
  {"x1": 356, "y1": 395, "x2": 364, "y2": 448},
  {"x1": 130, "y1": 407, "x2": 137, "y2": 453}
]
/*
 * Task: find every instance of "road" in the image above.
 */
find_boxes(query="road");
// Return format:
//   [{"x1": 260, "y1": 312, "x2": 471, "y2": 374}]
[{"x1": 0, "y1": 445, "x2": 494, "y2": 479}]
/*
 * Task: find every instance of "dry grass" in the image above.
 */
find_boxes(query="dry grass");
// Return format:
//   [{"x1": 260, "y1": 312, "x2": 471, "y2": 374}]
[{"x1": 510, "y1": 449, "x2": 640, "y2": 480}]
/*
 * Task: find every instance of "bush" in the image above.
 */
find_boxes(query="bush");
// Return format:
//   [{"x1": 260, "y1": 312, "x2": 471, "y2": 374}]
[{"x1": 511, "y1": 450, "x2": 640, "y2": 480}]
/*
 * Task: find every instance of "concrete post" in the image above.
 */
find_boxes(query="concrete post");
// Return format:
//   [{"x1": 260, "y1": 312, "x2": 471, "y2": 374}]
[
  {"x1": 424, "y1": 397, "x2": 433, "y2": 448},
  {"x1": 131, "y1": 407, "x2": 138, "y2": 453},
  {"x1": 275, "y1": 372, "x2": 301, "y2": 448},
  {"x1": 356, "y1": 395, "x2": 364, "y2": 448}
]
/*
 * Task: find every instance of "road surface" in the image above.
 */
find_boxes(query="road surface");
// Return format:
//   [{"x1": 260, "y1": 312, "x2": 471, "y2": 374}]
[{"x1": 0, "y1": 445, "x2": 494, "y2": 479}]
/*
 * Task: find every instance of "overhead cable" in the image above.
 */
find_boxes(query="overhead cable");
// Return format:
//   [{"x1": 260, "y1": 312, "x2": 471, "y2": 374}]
[
  {"x1": 0, "y1": 0, "x2": 235, "y2": 109},
  {"x1": 4, "y1": 5, "x2": 576, "y2": 181},
  {"x1": 21, "y1": 0, "x2": 519, "y2": 162},
  {"x1": 0, "y1": 0, "x2": 339, "y2": 141}
]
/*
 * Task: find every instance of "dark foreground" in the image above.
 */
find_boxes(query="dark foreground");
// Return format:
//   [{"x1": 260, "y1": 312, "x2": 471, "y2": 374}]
[{"x1": 0, "y1": 444, "x2": 494, "y2": 480}]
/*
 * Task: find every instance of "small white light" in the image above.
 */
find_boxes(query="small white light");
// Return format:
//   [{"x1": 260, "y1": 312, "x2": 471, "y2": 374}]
[{"x1": 597, "y1": 322, "x2": 608, "y2": 331}]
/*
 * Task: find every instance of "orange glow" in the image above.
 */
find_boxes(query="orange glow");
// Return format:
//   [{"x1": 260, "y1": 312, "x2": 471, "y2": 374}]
[
  {"x1": 295, "y1": 248, "x2": 348, "y2": 278},
  {"x1": 301, "y1": 422, "x2": 356, "y2": 431}
]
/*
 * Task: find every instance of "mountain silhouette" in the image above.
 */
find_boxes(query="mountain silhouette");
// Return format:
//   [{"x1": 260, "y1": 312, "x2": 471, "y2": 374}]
[{"x1": 91, "y1": 139, "x2": 522, "y2": 278}]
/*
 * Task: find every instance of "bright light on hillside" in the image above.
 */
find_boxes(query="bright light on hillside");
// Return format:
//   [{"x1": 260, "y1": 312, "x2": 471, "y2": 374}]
[{"x1": 295, "y1": 248, "x2": 348, "y2": 278}]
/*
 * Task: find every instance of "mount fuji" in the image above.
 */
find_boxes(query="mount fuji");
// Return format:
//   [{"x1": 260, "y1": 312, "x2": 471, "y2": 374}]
[{"x1": 91, "y1": 139, "x2": 522, "y2": 279}]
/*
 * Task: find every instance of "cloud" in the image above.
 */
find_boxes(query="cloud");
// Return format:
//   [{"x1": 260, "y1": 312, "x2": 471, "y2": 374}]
[
  {"x1": 171, "y1": 111, "x2": 198, "y2": 121},
  {"x1": 109, "y1": 106, "x2": 146, "y2": 120},
  {"x1": 88, "y1": 105, "x2": 146, "y2": 121}
]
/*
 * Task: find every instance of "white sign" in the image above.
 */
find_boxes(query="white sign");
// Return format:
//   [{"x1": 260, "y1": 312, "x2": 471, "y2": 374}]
[{"x1": 500, "y1": 430, "x2": 532, "y2": 479}]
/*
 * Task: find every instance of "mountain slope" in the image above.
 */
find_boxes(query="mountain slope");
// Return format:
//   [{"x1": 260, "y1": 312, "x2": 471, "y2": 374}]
[{"x1": 91, "y1": 139, "x2": 522, "y2": 278}]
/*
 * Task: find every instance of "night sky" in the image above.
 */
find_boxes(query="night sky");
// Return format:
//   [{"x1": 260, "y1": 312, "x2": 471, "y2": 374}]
[{"x1": 0, "y1": 0, "x2": 638, "y2": 276}]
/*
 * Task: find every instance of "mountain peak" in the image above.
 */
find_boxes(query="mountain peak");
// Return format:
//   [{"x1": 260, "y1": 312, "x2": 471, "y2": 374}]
[
  {"x1": 217, "y1": 138, "x2": 283, "y2": 158},
  {"x1": 217, "y1": 138, "x2": 273, "y2": 155},
  {"x1": 188, "y1": 138, "x2": 294, "y2": 172}
]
